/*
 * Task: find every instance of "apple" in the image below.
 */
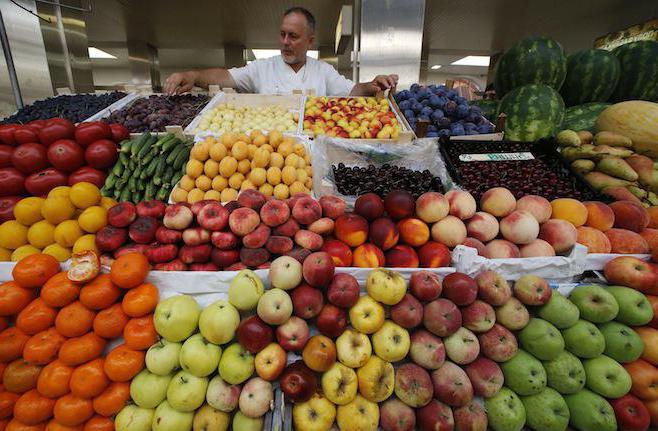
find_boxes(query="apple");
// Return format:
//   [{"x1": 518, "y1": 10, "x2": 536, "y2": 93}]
[
  {"x1": 409, "y1": 329, "x2": 445, "y2": 370},
  {"x1": 543, "y1": 350, "x2": 586, "y2": 395},
  {"x1": 390, "y1": 293, "x2": 423, "y2": 329},
  {"x1": 431, "y1": 361, "x2": 473, "y2": 407},
  {"x1": 302, "y1": 251, "x2": 335, "y2": 288},
  {"x1": 152, "y1": 400, "x2": 194, "y2": 431},
  {"x1": 495, "y1": 297, "x2": 530, "y2": 331},
  {"x1": 228, "y1": 270, "x2": 265, "y2": 311},
  {"x1": 475, "y1": 270, "x2": 512, "y2": 306},
  {"x1": 564, "y1": 389, "x2": 618, "y2": 431},
  {"x1": 609, "y1": 394, "x2": 651, "y2": 431},
  {"x1": 603, "y1": 256, "x2": 657, "y2": 293},
  {"x1": 356, "y1": 355, "x2": 395, "y2": 403},
  {"x1": 372, "y1": 320, "x2": 411, "y2": 362},
  {"x1": 268, "y1": 256, "x2": 303, "y2": 290},
  {"x1": 218, "y1": 343, "x2": 255, "y2": 385},
  {"x1": 291, "y1": 283, "x2": 324, "y2": 319},
  {"x1": 521, "y1": 387, "x2": 570, "y2": 431},
  {"x1": 321, "y1": 362, "x2": 358, "y2": 405},
  {"x1": 257, "y1": 288, "x2": 293, "y2": 325},
  {"x1": 115, "y1": 405, "x2": 154, "y2": 431},
  {"x1": 569, "y1": 284, "x2": 619, "y2": 323},
  {"x1": 179, "y1": 334, "x2": 222, "y2": 377},
  {"x1": 423, "y1": 298, "x2": 462, "y2": 337},
  {"x1": 606, "y1": 286, "x2": 654, "y2": 326},
  {"x1": 500, "y1": 349, "x2": 547, "y2": 396},
  {"x1": 409, "y1": 270, "x2": 442, "y2": 302},
  {"x1": 276, "y1": 316, "x2": 310, "y2": 352},
  {"x1": 336, "y1": 329, "x2": 372, "y2": 368},
  {"x1": 130, "y1": 370, "x2": 172, "y2": 409},
  {"x1": 394, "y1": 363, "x2": 433, "y2": 408},
  {"x1": 302, "y1": 335, "x2": 336, "y2": 372},
  {"x1": 600, "y1": 321, "x2": 644, "y2": 364},
  {"x1": 349, "y1": 295, "x2": 385, "y2": 334},
  {"x1": 154, "y1": 295, "x2": 201, "y2": 342},
  {"x1": 518, "y1": 318, "x2": 564, "y2": 360},
  {"x1": 536, "y1": 290, "x2": 580, "y2": 329},
  {"x1": 464, "y1": 357, "x2": 503, "y2": 398},
  {"x1": 379, "y1": 398, "x2": 416, "y2": 431},
  {"x1": 415, "y1": 399, "x2": 454, "y2": 431},
  {"x1": 478, "y1": 323, "x2": 518, "y2": 362},
  {"x1": 146, "y1": 339, "x2": 182, "y2": 376},
  {"x1": 198, "y1": 300, "x2": 240, "y2": 345},
  {"x1": 453, "y1": 400, "x2": 487, "y2": 431},
  {"x1": 562, "y1": 319, "x2": 606, "y2": 359},
  {"x1": 441, "y1": 272, "x2": 477, "y2": 306},
  {"x1": 513, "y1": 274, "x2": 552, "y2": 306},
  {"x1": 461, "y1": 300, "x2": 496, "y2": 333},
  {"x1": 232, "y1": 411, "x2": 263, "y2": 431},
  {"x1": 254, "y1": 343, "x2": 286, "y2": 381},
  {"x1": 192, "y1": 404, "x2": 230, "y2": 431},
  {"x1": 292, "y1": 393, "x2": 337, "y2": 431},
  {"x1": 236, "y1": 315, "x2": 274, "y2": 354},
  {"x1": 366, "y1": 268, "x2": 407, "y2": 305},
  {"x1": 583, "y1": 355, "x2": 632, "y2": 398},
  {"x1": 327, "y1": 273, "x2": 360, "y2": 308},
  {"x1": 280, "y1": 360, "x2": 317, "y2": 403},
  {"x1": 239, "y1": 377, "x2": 273, "y2": 418},
  {"x1": 484, "y1": 387, "x2": 526, "y2": 431},
  {"x1": 444, "y1": 327, "x2": 480, "y2": 365},
  {"x1": 167, "y1": 370, "x2": 208, "y2": 412},
  {"x1": 206, "y1": 375, "x2": 241, "y2": 412},
  {"x1": 316, "y1": 304, "x2": 348, "y2": 338}
]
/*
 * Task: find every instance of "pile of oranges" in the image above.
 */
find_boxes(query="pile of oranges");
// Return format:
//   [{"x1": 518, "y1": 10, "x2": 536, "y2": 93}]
[{"x1": 0, "y1": 251, "x2": 157, "y2": 430}]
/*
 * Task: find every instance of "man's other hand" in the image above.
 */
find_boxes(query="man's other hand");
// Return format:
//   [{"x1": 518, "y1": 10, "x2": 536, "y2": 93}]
[
  {"x1": 371, "y1": 74, "x2": 399, "y2": 91},
  {"x1": 164, "y1": 71, "x2": 196, "y2": 95}
]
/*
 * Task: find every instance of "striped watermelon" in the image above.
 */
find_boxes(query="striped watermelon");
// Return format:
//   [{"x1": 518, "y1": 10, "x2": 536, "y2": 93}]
[
  {"x1": 469, "y1": 99, "x2": 499, "y2": 121},
  {"x1": 562, "y1": 102, "x2": 611, "y2": 132},
  {"x1": 560, "y1": 49, "x2": 620, "y2": 106},
  {"x1": 494, "y1": 37, "x2": 567, "y2": 97},
  {"x1": 610, "y1": 40, "x2": 658, "y2": 101},
  {"x1": 497, "y1": 84, "x2": 565, "y2": 142}
]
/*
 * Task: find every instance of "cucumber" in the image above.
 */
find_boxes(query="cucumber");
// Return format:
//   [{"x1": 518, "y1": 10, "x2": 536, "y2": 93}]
[
  {"x1": 120, "y1": 136, "x2": 137, "y2": 154},
  {"x1": 131, "y1": 133, "x2": 150, "y2": 157},
  {"x1": 144, "y1": 182, "x2": 155, "y2": 200},
  {"x1": 120, "y1": 188, "x2": 131, "y2": 202},
  {"x1": 145, "y1": 156, "x2": 161, "y2": 177},
  {"x1": 156, "y1": 186, "x2": 169, "y2": 201},
  {"x1": 166, "y1": 144, "x2": 186, "y2": 164},
  {"x1": 141, "y1": 146, "x2": 159, "y2": 166},
  {"x1": 111, "y1": 159, "x2": 124, "y2": 176},
  {"x1": 161, "y1": 136, "x2": 180, "y2": 153},
  {"x1": 153, "y1": 134, "x2": 174, "y2": 150},
  {"x1": 170, "y1": 172, "x2": 184, "y2": 189},
  {"x1": 105, "y1": 172, "x2": 117, "y2": 189},
  {"x1": 173, "y1": 146, "x2": 191, "y2": 170},
  {"x1": 137, "y1": 180, "x2": 145, "y2": 191},
  {"x1": 137, "y1": 135, "x2": 158, "y2": 159},
  {"x1": 128, "y1": 177, "x2": 137, "y2": 192},
  {"x1": 119, "y1": 152, "x2": 129, "y2": 166}
]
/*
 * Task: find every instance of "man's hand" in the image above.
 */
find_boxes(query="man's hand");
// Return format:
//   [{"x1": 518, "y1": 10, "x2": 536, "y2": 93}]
[
  {"x1": 163, "y1": 71, "x2": 198, "y2": 95},
  {"x1": 371, "y1": 74, "x2": 399, "y2": 91}
]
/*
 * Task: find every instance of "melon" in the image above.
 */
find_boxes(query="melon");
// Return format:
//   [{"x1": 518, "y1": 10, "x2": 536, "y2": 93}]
[
  {"x1": 560, "y1": 49, "x2": 620, "y2": 106},
  {"x1": 595, "y1": 101, "x2": 658, "y2": 156}
]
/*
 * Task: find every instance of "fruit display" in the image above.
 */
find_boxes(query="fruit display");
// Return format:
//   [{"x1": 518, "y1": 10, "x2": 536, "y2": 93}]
[
  {"x1": 561, "y1": 102, "x2": 611, "y2": 132},
  {"x1": 609, "y1": 40, "x2": 658, "y2": 102},
  {"x1": 170, "y1": 131, "x2": 313, "y2": 203},
  {"x1": 193, "y1": 103, "x2": 299, "y2": 135},
  {"x1": 0, "y1": 252, "x2": 156, "y2": 430},
  {"x1": 103, "y1": 133, "x2": 192, "y2": 204},
  {"x1": 559, "y1": 49, "x2": 621, "y2": 106},
  {"x1": 0, "y1": 182, "x2": 115, "y2": 262},
  {"x1": 303, "y1": 96, "x2": 403, "y2": 139},
  {"x1": 394, "y1": 84, "x2": 495, "y2": 138},
  {"x1": 1, "y1": 92, "x2": 127, "y2": 124},
  {"x1": 106, "y1": 94, "x2": 209, "y2": 133},
  {"x1": 594, "y1": 100, "x2": 658, "y2": 157}
]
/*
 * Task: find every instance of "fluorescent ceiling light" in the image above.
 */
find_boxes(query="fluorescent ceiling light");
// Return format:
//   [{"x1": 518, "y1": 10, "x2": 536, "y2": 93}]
[
  {"x1": 88, "y1": 47, "x2": 116, "y2": 59},
  {"x1": 451, "y1": 55, "x2": 490, "y2": 66},
  {"x1": 431, "y1": 64, "x2": 442, "y2": 70},
  {"x1": 251, "y1": 49, "x2": 318, "y2": 59}
]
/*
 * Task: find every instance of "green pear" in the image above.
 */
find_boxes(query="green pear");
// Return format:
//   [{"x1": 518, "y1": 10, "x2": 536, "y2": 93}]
[
  {"x1": 568, "y1": 285, "x2": 618, "y2": 323},
  {"x1": 584, "y1": 172, "x2": 632, "y2": 191},
  {"x1": 485, "y1": 387, "x2": 526, "y2": 431},
  {"x1": 599, "y1": 321, "x2": 644, "y2": 363},
  {"x1": 537, "y1": 291, "x2": 580, "y2": 329},
  {"x1": 564, "y1": 389, "x2": 617, "y2": 431},
  {"x1": 596, "y1": 157, "x2": 639, "y2": 181},
  {"x1": 543, "y1": 351, "x2": 586, "y2": 395},
  {"x1": 501, "y1": 350, "x2": 546, "y2": 396},
  {"x1": 605, "y1": 286, "x2": 653, "y2": 326},
  {"x1": 521, "y1": 387, "x2": 570, "y2": 431},
  {"x1": 152, "y1": 400, "x2": 194, "y2": 431},
  {"x1": 571, "y1": 159, "x2": 595, "y2": 175},
  {"x1": 166, "y1": 371, "x2": 208, "y2": 412},
  {"x1": 562, "y1": 320, "x2": 605, "y2": 358},
  {"x1": 130, "y1": 369, "x2": 172, "y2": 409},
  {"x1": 218, "y1": 343, "x2": 255, "y2": 385},
  {"x1": 228, "y1": 270, "x2": 264, "y2": 311},
  {"x1": 557, "y1": 130, "x2": 581, "y2": 147},
  {"x1": 518, "y1": 318, "x2": 564, "y2": 360},
  {"x1": 583, "y1": 355, "x2": 632, "y2": 398}
]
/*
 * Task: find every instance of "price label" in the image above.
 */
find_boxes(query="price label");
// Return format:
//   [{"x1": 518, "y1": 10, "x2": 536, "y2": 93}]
[{"x1": 459, "y1": 152, "x2": 535, "y2": 162}]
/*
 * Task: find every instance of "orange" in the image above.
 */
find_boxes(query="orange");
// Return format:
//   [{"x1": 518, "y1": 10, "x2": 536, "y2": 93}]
[
  {"x1": 69, "y1": 359, "x2": 109, "y2": 399},
  {"x1": 110, "y1": 253, "x2": 149, "y2": 289},
  {"x1": 13, "y1": 390, "x2": 55, "y2": 425},
  {"x1": 22, "y1": 328, "x2": 66, "y2": 365},
  {"x1": 37, "y1": 360, "x2": 73, "y2": 399},
  {"x1": 121, "y1": 283, "x2": 158, "y2": 317},
  {"x1": 92, "y1": 304, "x2": 128, "y2": 339},
  {"x1": 16, "y1": 299, "x2": 57, "y2": 335},
  {"x1": 40, "y1": 272, "x2": 80, "y2": 308},
  {"x1": 103, "y1": 345, "x2": 144, "y2": 383},
  {"x1": 123, "y1": 315, "x2": 157, "y2": 350},
  {"x1": 55, "y1": 302, "x2": 95, "y2": 338},
  {"x1": 12, "y1": 254, "x2": 60, "y2": 289}
]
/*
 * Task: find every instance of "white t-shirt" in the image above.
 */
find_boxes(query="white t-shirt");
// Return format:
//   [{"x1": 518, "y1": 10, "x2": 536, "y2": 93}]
[{"x1": 228, "y1": 55, "x2": 354, "y2": 96}]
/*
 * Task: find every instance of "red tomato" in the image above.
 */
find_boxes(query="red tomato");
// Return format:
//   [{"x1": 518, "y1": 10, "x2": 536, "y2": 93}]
[
  {"x1": 0, "y1": 125, "x2": 17, "y2": 146},
  {"x1": 0, "y1": 196, "x2": 21, "y2": 223},
  {"x1": 109, "y1": 124, "x2": 130, "y2": 143},
  {"x1": 11, "y1": 143, "x2": 49, "y2": 174},
  {"x1": 0, "y1": 168, "x2": 26, "y2": 196},
  {"x1": 25, "y1": 168, "x2": 68, "y2": 196},
  {"x1": 38, "y1": 120, "x2": 75, "y2": 146},
  {"x1": 0, "y1": 145, "x2": 14, "y2": 168},
  {"x1": 74, "y1": 123, "x2": 112, "y2": 148},
  {"x1": 68, "y1": 166, "x2": 105, "y2": 188},
  {"x1": 47, "y1": 139, "x2": 85, "y2": 173},
  {"x1": 13, "y1": 127, "x2": 38, "y2": 145},
  {"x1": 85, "y1": 140, "x2": 118, "y2": 169},
  {"x1": 29, "y1": 120, "x2": 48, "y2": 128}
]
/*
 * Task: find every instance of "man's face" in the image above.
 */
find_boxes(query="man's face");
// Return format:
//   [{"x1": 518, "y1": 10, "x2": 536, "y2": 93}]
[{"x1": 279, "y1": 12, "x2": 314, "y2": 64}]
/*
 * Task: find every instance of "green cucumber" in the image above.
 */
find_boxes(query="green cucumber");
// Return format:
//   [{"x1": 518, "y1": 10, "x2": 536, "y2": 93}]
[
  {"x1": 173, "y1": 146, "x2": 191, "y2": 170},
  {"x1": 156, "y1": 186, "x2": 169, "y2": 200},
  {"x1": 105, "y1": 172, "x2": 117, "y2": 189},
  {"x1": 119, "y1": 152, "x2": 129, "y2": 166},
  {"x1": 166, "y1": 144, "x2": 186, "y2": 164},
  {"x1": 137, "y1": 135, "x2": 158, "y2": 159},
  {"x1": 141, "y1": 146, "x2": 159, "y2": 166},
  {"x1": 153, "y1": 134, "x2": 174, "y2": 150},
  {"x1": 131, "y1": 133, "x2": 150, "y2": 157},
  {"x1": 119, "y1": 188, "x2": 131, "y2": 202},
  {"x1": 161, "y1": 136, "x2": 180, "y2": 153},
  {"x1": 111, "y1": 160, "x2": 124, "y2": 176}
]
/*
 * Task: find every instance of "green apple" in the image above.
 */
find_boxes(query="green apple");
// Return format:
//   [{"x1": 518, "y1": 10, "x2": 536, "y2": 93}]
[
  {"x1": 115, "y1": 404, "x2": 154, "y2": 431},
  {"x1": 192, "y1": 404, "x2": 230, "y2": 431},
  {"x1": 501, "y1": 350, "x2": 546, "y2": 395},
  {"x1": 518, "y1": 318, "x2": 564, "y2": 360},
  {"x1": 152, "y1": 400, "x2": 194, "y2": 431},
  {"x1": 166, "y1": 370, "x2": 208, "y2": 412},
  {"x1": 561, "y1": 320, "x2": 605, "y2": 358},
  {"x1": 232, "y1": 410, "x2": 263, "y2": 431},
  {"x1": 599, "y1": 321, "x2": 644, "y2": 363},
  {"x1": 218, "y1": 342, "x2": 255, "y2": 385},
  {"x1": 537, "y1": 291, "x2": 580, "y2": 329},
  {"x1": 568, "y1": 285, "x2": 618, "y2": 323},
  {"x1": 521, "y1": 387, "x2": 570, "y2": 431},
  {"x1": 228, "y1": 270, "x2": 264, "y2": 311},
  {"x1": 179, "y1": 334, "x2": 222, "y2": 377},
  {"x1": 564, "y1": 389, "x2": 617, "y2": 431},
  {"x1": 543, "y1": 350, "x2": 586, "y2": 395},
  {"x1": 198, "y1": 300, "x2": 240, "y2": 345},
  {"x1": 154, "y1": 295, "x2": 201, "y2": 342},
  {"x1": 484, "y1": 387, "x2": 526, "y2": 431},
  {"x1": 146, "y1": 339, "x2": 183, "y2": 376},
  {"x1": 605, "y1": 286, "x2": 653, "y2": 326},
  {"x1": 130, "y1": 369, "x2": 172, "y2": 409},
  {"x1": 583, "y1": 355, "x2": 632, "y2": 398}
]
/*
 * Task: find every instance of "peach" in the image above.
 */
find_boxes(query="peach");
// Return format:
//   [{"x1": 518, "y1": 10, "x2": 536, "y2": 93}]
[
  {"x1": 397, "y1": 218, "x2": 430, "y2": 247},
  {"x1": 260, "y1": 199, "x2": 291, "y2": 227},
  {"x1": 294, "y1": 230, "x2": 324, "y2": 250},
  {"x1": 237, "y1": 189, "x2": 266, "y2": 211},
  {"x1": 605, "y1": 228, "x2": 650, "y2": 254},
  {"x1": 465, "y1": 212, "x2": 499, "y2": 242},
  {"x1": 641, "y1": 228, "x2": 658, "y2": 253},
  {"x1": 273, "y1": 218, "x2": 300, "y2": 237},
  {"x1": 266, "y1": 236, "x2": 294, "y2": 254},
  {"x1": 307, "y1": 218, "x2": 334, "y2": 236},
  {"x1": 480, "y1": 187, "x2": 516, "y2": 217},
  {"x1": 369, "y1": 218, "x2": 399, "y2": 250},
  {"x1": 418, "y1": 241, "x2": 451, "y2": 268},
  {"x1": 431, "y1": 216, "x2": 467, "y2": 248},
  {"x1": 499, "y1": 210, "x2": 539, "y2": 245},
  {"x1": 354, "y1": 193, "x2": 385, "y2": 221},
  {"x1": 239, "y1": 247, "x2": 270, "y2": 267},
  {"x1": 583, "y1": 201, "x2": 615, "y2": 232},
  {"x1": 292, "y1": 197, "x2": 322, "y2": 225},
  {"x1": 515, "y1": 195, "x2": 552, "y2": 223},
  {"x1": 445, "y1": 190, "x2": 477, "y2": 220},
  {"x1": 319, "y1": 195, "x2": 346, "y2": 220},
  {"x1": 576, "y1": 226, "x2": 612, "y2": 254},
  {"x1": 648, "y1": 206, "x2": 658, "y2": 229},
  {"x1": 229, "y1": 207, "x2": 261, "y2": 236},
  {"x1": 462, "y1": 237, "x2": 486, "y2": 256},
  {"x1": 539, "y1": 219, "x2": 578, "y2": 254},
  {"x1": 550, "y1": 198, "x2": 588, "y2": 227},
  {"x1": 610, "y1": 200, "x2": 650, "y2": 233},
  {"x1": 385, "y1": 244, "x2": 420, "y2": 268},
  {"x1": 242, "y1": 223, "x2": 271, "y2": 248},
  {"x1": 519, "y1": 239, "x2": 556, "y2": 257},
  {"x1": 483, "y1": 239, "x2": 520, "y2": 259},
  {"x1": 416, "y1": 192, "x2": 450, "y2": 223},
  {"x1": 334, "y1": 214, "x2": 368, "y2": 247},
  {"x1": 320, "y1": 239, "x2": 353, "y2": 267},
  {"x1": 352, "y1": 243, "x2": 385, "y2": 268},
  {"x1": 384, "y1": 190, "x2": 416, "y2": 220}
]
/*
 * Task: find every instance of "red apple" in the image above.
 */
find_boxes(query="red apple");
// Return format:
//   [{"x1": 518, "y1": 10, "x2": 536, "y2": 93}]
[
  {"x1": 423, "y1": 299, "x2": 462, "y2": 337},
  {"x1": 513, "y1": 274, "x2": 552, "y2": 306},
  {"x1": 477, "y1": 324, "x2": 518, "y2": 362},
  {"x1": 316, "y1": 304, "x2": 347, "y2": 338},
  {"x1": 236, "y1": 315, "x2": 274, "y2": 353},
  {"x1": 302, "y1": 251, "x2": 335, "y2": 288},
  {"x1": 390, "y1": 294, "x2": 423, "y2": 329},
  {"x1": 464, "y1": 357, "x2": 504, "y2": 398},
  {"x1": 453, "y1": 400, "x2": 488, "y2": 431},
  {"x1": 327, "y1": 273, "x2": 360, "y2": 308},
  {"x1": 279, "y1": 361, "x2": 317, "y2": 403},
  {"x1": 291, "y1": 284, "x2": 324, "y2": 319},
  {"x1": 610, "y1": 394, "x2": 651, "y2": 431},
  {"x1": 461, "y1": 300, "x2": 496, "y2": 333},
  {"x1": 442, "y1": 273, "x2": 478, "y2": 306},
  {"x1": 475, "y1": 270, "x2": 512, "y2": 306},
  {"x1": 409, "y1": 271, "x2": 442, "y2": 302},
  {"x1": 276, "y1": 316, "x2": 310, "y2": 352},
  {"x1": 415, "y1": 399, "x2": 454, "y2": 431},
  {"x1": 431, "y1": 361, "x2": 473, "y2": 407}
]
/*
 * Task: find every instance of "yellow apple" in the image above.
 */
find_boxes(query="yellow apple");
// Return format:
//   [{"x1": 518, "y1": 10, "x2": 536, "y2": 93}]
[
  {"x1": 349, "y1": 296, "x2": 385, "y2": 334},
  {"x1": 371, "y1": 321, "x2": 410, "y2": 362},
  {"x1": 321, "y1": 362, "x2": 358, "y2": 405},
  {"x1": 336, "y1": 395, "x2": 379, "y2": 431},
  {"x1": 336, "y1": 329, "x2": 372, "y2": 368},
  {"x1": 292, "y1": 393, "x2": 336, "y2": 431},
  {"x1": 357, "y1": 356, "x2": 394, "y2": 402},
  {"x1": 366, "y1": 269, "x2": 407, "y2": 305}
]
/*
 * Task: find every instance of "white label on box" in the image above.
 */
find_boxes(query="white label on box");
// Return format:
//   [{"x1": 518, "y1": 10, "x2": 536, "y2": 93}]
[{"x1": 459, "y1": 152, "x2": 535, "y2": 162}]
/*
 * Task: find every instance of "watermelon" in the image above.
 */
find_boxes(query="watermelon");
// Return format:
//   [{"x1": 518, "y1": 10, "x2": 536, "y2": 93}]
[
  {"x1": 494, "y1": 36, "x2": 567, "y2": 97},
  {"x1": 610, "y1": 40, "x2": 658, "y2": 102},
  {"x1": 560, "y1": 49, "x2": 620, "y2": 106},
  {"x1": 497, "y1": 84, "x2": 565, "y2": 142},
  {"x1": 562, "y1": 102, "x2": 611, "y2": 132},
  {"x1": 469, "y1": 99, "x2": 499, "y2": 122}
]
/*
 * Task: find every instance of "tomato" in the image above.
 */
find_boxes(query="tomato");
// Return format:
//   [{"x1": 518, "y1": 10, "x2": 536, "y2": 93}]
[
  {"x1": 24, "y1": 168, "x2": 68, "y2": 197},
  {"x1": 11, "y1": 143, "x2": 49, "y2": 174},
  {"x1": 29, "y1": 120, "x2": 48, "y2": 129},
  {"x1": 47, "y1": 140, "x2": 85, "y2": 173},
  {"x1": 68, "y1": 251, "x2": 100, "y2": 283},
  {"x1": 0, "y1": 196, "x2": 21, "y2": 223},
  {"x1": 67, "y1": 167, "x2": 105, "y2": 188},
  {"x1": 0, "y1": 168, "x2": 26, "y2": 197},
  {"x1": 109, "y1": 124, "x2": 129, "y2": 143},
  {"x1": 13, "y1": 127, "x2": 39, "y2": 145},
  {"x1": 0, "y1": 125, "x2": 17, "y2": 146},
  {"x1": 0, "y1": 145, "x2": 14, "y2": 168},
  {"x1": 74, "y1": 123, "x2": 112, "y2": 148},
  {"x1": 38, "y1": 120, "x2": 75, "y2": 146},
  {"x1": 84, "y1": 140, "x2": 117, "y2": 169}
]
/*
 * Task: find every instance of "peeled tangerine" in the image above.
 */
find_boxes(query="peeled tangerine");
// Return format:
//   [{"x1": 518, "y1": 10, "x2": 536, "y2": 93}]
[{"x1": 365, "y1": 269, "x2": 406, "y2": 305}]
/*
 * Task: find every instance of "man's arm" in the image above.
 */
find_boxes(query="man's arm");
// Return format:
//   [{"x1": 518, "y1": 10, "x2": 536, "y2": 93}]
[
  {"x1": 163, "y1": 68, "x2": 238, "y2": 94},
  {"x1": 349, "y1": 74, "x2": 399, "y2": 96}
]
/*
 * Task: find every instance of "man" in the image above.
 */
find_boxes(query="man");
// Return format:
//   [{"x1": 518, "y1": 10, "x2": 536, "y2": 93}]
[{"x1": 164, "y1": 7, "x2": 398, "y2": 96}]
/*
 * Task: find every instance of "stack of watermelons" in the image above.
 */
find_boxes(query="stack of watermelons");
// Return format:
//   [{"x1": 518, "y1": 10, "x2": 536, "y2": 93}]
[{"x1": 492, "y1": 36, "x2": 658, "y2": 142}]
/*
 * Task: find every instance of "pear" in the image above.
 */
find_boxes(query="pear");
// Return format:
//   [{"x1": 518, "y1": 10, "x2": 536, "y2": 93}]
[
  {"x1": 594, "y1": 131, "x2": 633, "y2": 148},
  {"x1": 596, "y1": 157, "x2": 638, "y2": 181},
  {"x1": 557, "y1": 130, "x2": 581, "y2": 147},
  {"x1": 571, "y1": 159, "x2": 595, "y2": 175},
  {"x1": 584, "y1": 172, "x2": 632, "y2": 191}
]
